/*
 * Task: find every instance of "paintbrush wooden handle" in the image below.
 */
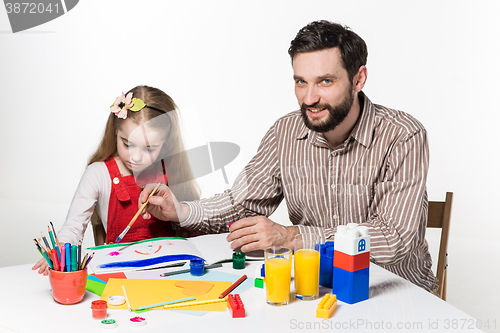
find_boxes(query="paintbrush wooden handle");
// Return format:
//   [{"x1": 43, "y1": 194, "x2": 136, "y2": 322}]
[
  {"x1": 129, "y1": 182, "x2": 161, "y2": 226},
  {"x1": 115, "y1": 183, "x2": 162, "y2": 243}
]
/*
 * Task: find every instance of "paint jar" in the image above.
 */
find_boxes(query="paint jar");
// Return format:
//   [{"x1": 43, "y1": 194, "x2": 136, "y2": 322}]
[
  {"x1": 48, "y1": 268, "x2": 88, "y2": 304},
  {"x1": 130, "y1": 317, "x2": 147, "y2": 327},
  {"x1": 232, "y1": 252, "x2": 246, "y2": 269},
  {"x1": 91, "y1": 300, "x2": 108, "y2": 319},
  {"x1": 190, "y1": 259, "x2": 205, "y2": 276}
]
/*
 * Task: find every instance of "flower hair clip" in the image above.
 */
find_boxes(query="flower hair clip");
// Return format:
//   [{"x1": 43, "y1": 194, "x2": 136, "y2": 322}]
[{"x1": 110, "y1": 92, "x2": 165, "y2": 119}]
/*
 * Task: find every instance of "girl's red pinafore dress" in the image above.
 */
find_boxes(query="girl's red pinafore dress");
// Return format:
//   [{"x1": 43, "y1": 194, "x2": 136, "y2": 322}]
[{"x1": 104, "y1": 158, "x2": 175, "y2": 244}]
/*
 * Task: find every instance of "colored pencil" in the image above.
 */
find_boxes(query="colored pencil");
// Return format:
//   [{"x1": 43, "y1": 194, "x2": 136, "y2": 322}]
[
  {"x1": 41, "y1": 232, "x2": 52, "y2": 251},
  {"x1": 33, "y1": 239, "x2": 42, "y2": 255},
  {"x1": 135, "y1": 297, "x2": 196, "y2": 311},
  {"x1": 82, "y1": 252, "x2": 94, "y2": 269},
  {"x1": 48, "y1": 227, "x2": 56, "y2": 249},
  {"x1": 219, "y1": 275, "x2": 247, "y2": 298},
  {"x1": 35, "y1": 238, "x2": 53, "y2": 269},
  {"x1": 114, "y1": 182, "x2": 161, "y2": 244},
  {"x1": 50, "y1": 221, "x2": 61, "y2": 260},
  {"x1": 122, "y1": 285, "x2": 131, "y2": 312},
  {"x1": 42, "y1": 251, "x2": 54, "y2": 270},
  {"x1": 163, "y1": 298, "x2": 226, "y2": 309},
  {"x1": 80, "y1": 253, "x2": 89, "y2": 270},
  {"x1": 159, "y1": 263, "x2": 223, "y2": 277},
  {"x1": 37, "y1": 238, "x2": 52, "y2": 261}
]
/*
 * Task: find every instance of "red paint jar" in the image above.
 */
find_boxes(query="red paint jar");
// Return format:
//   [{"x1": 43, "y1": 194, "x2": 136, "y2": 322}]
[{"x1": 91, "y1": 300, "x2": 108, "y2": 319}]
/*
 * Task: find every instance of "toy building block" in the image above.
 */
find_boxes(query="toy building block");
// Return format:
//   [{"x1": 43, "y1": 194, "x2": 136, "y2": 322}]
[
  {"x1": 320, "y1": 242, "x2": 335, "y2": 288},
  {"x1": 334, "y1": 224, "x2": 370, "y2": 256},
  {"x1": 227, "y1": 294, "x2": 245, "y2": 318},
  {"x1": 333, "y1": 250, "x2": 370, "y2": 272},
  {"x1": 254, "y1": 265, "x2": 264, "y2": 288},
  {"x1": 332, "y1": 224, "x2": 370, "y2": 304},
  {"x1": 332, "y1": 266, "x2": 369, "y2": 304},
  {"x1": 316, "y1": 294, "x2": 337, "y2": 319},
  {"x1": 261, "y1": 263, "x2": 265, "y2": 277}
]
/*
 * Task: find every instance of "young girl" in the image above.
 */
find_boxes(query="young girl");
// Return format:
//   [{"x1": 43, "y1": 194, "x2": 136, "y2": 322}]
[{"x1": 32, "y1": 85, "x2": 200, "y2": 274}]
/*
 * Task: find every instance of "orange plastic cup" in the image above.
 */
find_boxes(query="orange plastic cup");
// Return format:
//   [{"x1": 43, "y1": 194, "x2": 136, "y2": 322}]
[{"x1": 48, "y1": 268, "x2": 88, "y2": 304}]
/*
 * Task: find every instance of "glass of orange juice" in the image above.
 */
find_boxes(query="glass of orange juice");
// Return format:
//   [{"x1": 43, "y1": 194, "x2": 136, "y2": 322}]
[
  {"x1": 265, "y1": 246, "x2": 292, "y2": 306},
  {"x1": 294, "y1": 233, "x2": 321, "y2": 300}
]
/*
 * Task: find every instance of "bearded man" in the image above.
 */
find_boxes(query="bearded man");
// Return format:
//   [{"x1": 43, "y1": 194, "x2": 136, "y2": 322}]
[{"x1": 140, "y1": 20, "x2": 437, "y2": 292}]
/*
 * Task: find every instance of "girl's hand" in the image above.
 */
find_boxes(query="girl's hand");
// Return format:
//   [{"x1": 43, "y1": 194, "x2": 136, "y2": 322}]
[
  {"x1": 32, "y1": 258, "x2": 50, "y2": 275},
  {"x1": 32, "y1": 242, "x2": 65, "y2": 275}
]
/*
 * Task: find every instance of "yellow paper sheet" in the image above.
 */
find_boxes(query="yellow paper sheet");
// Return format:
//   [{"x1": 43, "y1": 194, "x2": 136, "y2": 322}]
[
  {"x1": 101, "y1": 278, "x2": 231, "y2": 312},
  {"x1": 175, "y1": 280, "x2": 214, "y2": 296}
]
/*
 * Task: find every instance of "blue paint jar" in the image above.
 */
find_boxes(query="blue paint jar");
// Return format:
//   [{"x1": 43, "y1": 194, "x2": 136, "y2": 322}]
[{"x1": 190, "y1": 259, "x2": 205, "y2": 276}]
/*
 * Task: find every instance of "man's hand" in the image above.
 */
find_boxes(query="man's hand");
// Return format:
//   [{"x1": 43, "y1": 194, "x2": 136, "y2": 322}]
[
  {"x1": 227, "y1": 216, "x2": 299, "y2": 252},
  {"x1": 139, "y1": 184, "x2": 190, "y2": 222}
]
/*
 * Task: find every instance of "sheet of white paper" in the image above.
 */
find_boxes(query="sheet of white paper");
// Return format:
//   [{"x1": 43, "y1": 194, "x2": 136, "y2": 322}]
[
  {"x1": 87, "y1": 238, "x2": 204, "y2": 273},
  {"x1": 189, "y1": 233, "x2": 234, "y2": 264}
]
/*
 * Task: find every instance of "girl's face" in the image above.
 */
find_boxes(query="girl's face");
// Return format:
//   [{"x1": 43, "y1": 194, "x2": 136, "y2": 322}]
[{"x1": 116, "y1": 119, "x2": 165, "y2": 174}]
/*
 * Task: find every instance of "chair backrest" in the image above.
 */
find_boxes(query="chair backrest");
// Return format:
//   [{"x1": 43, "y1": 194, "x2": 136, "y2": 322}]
[{"x1": 427, "y1": 192, "x2": 453, "y2": 300}]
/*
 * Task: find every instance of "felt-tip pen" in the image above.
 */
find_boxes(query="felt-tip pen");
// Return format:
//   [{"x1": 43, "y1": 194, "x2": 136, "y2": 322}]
[
  {"x1": 51, "y1": 248, "x2": 60, "y2": 271},
  {"x1": 71, "y1": 245, "x2": 77, "y2": 272},
  {"x1": 65, "y1": 243, "x2": 71, "y2": 272},
  {"x1": 60, "y1": 245, "x2": 66, "y2": 272}
]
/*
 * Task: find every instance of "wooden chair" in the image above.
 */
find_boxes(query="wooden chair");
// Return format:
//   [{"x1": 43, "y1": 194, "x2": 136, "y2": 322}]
[{"x1": 427, "y1": 192, "x2": 453, "y2": 301}]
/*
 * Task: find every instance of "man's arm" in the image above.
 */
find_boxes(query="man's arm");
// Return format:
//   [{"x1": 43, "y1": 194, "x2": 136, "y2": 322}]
[{"x1": 142, "y1": 123, "x2": 292, "y2": 249}]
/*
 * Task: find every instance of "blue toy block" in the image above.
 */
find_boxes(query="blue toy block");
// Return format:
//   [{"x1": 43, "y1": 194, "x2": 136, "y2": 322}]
[
  {"x1": 332, "y1": 266, "x2": 369, "y2": 304},
  {"x1": 261, "y1": 263, "x2": 265, "y2": 278},
  {"x1": 320, "y1": 242, "x2": 335, "y2": 288}
]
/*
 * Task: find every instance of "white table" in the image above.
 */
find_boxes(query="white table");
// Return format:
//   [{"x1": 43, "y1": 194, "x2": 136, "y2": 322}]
[{"x1": 0, "y1": 262, "x2": 483, "y2": 333}]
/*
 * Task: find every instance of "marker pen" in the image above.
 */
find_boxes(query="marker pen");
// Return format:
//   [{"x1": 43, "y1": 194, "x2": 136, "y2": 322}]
[
  {"x1": 65, "y1": 243, "x2": 71, "y2": 272},
  {"x1": 71, "y1": 245, "x2": 77, "y2": 271},
  {"x1": 51, "y1": 248, "x2": 60, "y2": 271},
  {"x1": 60, "y1": 245, "x2": 66, "y2": 272}
]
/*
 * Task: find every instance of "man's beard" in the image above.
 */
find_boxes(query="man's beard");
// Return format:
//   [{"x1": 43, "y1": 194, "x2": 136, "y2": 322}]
[{"x1": 300, "y1": 90, "x2": 355, "y2": 133}]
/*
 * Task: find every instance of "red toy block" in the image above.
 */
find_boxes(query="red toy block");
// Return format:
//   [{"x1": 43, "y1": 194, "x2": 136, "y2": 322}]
[
  {"x1": 227, "y1": 294, "x2": 245, "y2": 318},
  {"x1": 333, "y1": 250, "x2": 369, "y2": 272}
]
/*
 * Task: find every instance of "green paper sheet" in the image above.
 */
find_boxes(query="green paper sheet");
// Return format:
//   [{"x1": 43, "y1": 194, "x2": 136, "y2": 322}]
[{"x1": 86, "y1": 279, "x2": 106, "y2": 296}]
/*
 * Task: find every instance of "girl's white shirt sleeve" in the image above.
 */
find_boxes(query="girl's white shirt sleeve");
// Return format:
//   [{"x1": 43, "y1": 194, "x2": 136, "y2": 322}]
[{"x1": 57, "y1": 162, "x2": 111, "y2": 244}]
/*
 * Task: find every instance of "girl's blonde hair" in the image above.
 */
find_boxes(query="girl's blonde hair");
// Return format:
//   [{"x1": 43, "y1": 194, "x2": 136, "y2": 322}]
[{"x1": 88, "y1": 85, "x2": 200, "y2": 202}]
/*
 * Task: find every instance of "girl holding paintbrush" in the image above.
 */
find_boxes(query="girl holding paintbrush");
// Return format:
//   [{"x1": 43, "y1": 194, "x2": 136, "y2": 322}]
[{"x1": 33, "y1": 85, "x2": 200, "y2": 275}]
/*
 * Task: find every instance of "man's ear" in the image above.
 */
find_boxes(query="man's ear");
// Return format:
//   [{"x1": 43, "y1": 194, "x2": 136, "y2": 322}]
[{"x1": 353, "y1": 65, "x2": 368, "y2": 92}]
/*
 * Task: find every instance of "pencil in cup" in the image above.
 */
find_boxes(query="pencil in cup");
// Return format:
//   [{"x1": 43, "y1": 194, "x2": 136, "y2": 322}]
[
  {"x1": 50, "y1": 221, "x2": 61, "y2": 261},
  {"x1": 34, "y1": 239, "x2": 53, "y2": 270},
  {"x1": 33, "y1": 233, "x2": 92, "y2": 272}
]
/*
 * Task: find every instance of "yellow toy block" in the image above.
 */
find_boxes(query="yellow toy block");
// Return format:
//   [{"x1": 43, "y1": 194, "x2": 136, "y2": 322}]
[{"x1": 316, "y1": 294, "x2": 337, "y2": 319}]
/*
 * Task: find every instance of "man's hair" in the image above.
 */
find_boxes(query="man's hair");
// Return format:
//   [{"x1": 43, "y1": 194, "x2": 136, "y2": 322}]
[{"x1": 288, "y1": 20, "x2": 368, "y2": 81}]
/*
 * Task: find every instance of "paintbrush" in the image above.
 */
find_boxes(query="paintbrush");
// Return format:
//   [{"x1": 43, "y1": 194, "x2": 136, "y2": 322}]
[{"x1": 114, "y1": 182, "x2": 161, "y2": 244}]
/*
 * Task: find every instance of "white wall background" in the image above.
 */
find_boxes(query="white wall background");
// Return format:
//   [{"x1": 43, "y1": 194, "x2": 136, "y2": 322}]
[{"x1": 1, "y1": 0, "x2": 499, "y2": 331}]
